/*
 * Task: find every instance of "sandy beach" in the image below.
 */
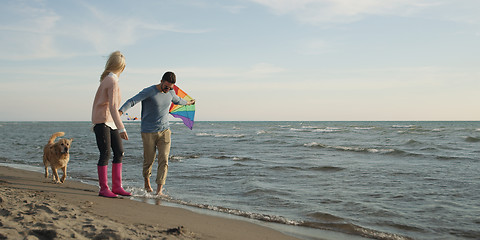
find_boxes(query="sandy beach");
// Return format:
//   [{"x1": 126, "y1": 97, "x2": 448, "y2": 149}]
[{"x1": 0, "y1": 166, "x2": 300, "y2": 240}]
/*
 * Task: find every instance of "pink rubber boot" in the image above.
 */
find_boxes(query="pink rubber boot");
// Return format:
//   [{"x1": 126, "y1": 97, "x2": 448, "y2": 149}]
[
  {"x1": 112, "y1": 163, "x2": 131, "y2": 196},
  {"x1": 97, "y1": 165, "x2": 118, "y2": 198}
]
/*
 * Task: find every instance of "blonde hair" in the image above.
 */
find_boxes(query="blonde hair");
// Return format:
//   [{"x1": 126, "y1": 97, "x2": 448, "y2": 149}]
[{"x1": 100, "y1": 51, "x2": 126, "y2": 81}]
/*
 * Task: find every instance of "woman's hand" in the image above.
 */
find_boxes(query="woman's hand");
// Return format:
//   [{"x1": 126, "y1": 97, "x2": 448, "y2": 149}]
[
  {"x1": 120, "y1": 131, "x2": 129, "y2": 140},
  {"x1": 119, "y1": 129, "x2": 129, "y2": 140}
]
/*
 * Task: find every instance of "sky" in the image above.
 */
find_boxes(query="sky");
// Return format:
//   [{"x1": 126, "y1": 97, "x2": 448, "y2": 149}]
[{"x1": 0, "y1": 0, "x2": 479, "y2": 121}]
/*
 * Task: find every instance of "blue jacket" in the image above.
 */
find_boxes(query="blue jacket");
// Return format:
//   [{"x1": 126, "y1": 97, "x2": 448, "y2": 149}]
[{"x1": 119, "y1": 85, "x2": 187, "y2": 133}]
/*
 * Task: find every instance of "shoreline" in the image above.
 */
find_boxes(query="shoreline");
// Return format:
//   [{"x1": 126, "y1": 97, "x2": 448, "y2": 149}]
[{"x1": 0, "y1": 165, "x2": 305, "y2": 240}]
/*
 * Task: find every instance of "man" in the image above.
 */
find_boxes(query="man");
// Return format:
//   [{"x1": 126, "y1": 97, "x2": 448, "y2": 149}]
[{"x1": 119, "y1": 72, "x2": 195, "y2": 195}]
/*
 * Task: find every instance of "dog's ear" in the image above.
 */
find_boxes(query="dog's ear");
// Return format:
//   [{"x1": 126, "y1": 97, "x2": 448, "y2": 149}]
[{"x1": 69, "y1": 138, "x2": 74, "y2": 142}]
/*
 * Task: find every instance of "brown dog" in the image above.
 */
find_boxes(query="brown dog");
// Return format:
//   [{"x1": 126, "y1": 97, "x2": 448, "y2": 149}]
[{"x1": 43, "y1": 132, "x2": 73, "y2": 183}]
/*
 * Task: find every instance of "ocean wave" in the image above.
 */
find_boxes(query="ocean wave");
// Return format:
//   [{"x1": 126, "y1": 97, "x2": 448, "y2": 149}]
[
  {"x1": 304, "y1": 142, "x2": 395, "y2": 154},
  {"x1": 232, "y1": 156, "x2": 253, "y2": 161},
  {"x1": 289, "y1": 128, "x2": 311, "y2": 132},
  {"x1": 142, "y1": 195, "x2": 303, "y2": 226},
  {"x1": 465, "y1": 136, "x2": 480, "y2": 142},
  {"x1": 195, "y1": 132, "x2": 211, "y2": 136},
  {"x1": 170, "y1": 155, "x2": 199, "y2": 162},
  {"x1": 389, "y1": 150, "x2": 473, "y2": 161},
  {"x1": 268, "y1": 165, "x2": 345, "y2": 172},
  {"x1": 195, "y1": 132, "x2": 245, "y2": 138},
  {"x1": 287, "y1": 125, "x2": 343, "y2": 132},
  {"x1": 232, "y1": 163, "x2": 247, "y2": 167},
  {"x1": 382, "y1": 222, "x2": 425, "y2": 232},
  {"x1": 300, "y1": 221, "x2": 413, "y2": 240},
  {"x1": 244, "y1": 187, "x2": 285, "y2": 196},
  {"x1": 435, "y1": 155, "x2": 473, "y2": 161},
  {"x1": 269, "y1": 166, "x2": 303, "y2": 171},
  {"x1": 392, "y1": 125, "x2": 416, "y2": 129},
  {"x1": 313, "y1": 128, "x2": 341, "y2": 133},
  {"x1": 404, "y1": 139, "x2": 423, "y2": 146},
  {"x1": 256, "y1": 130, "x2": 267, "y2": 135},
  {"x1": 309, "y1": 166, "x2": 345, "y2": 172},
  {"x1": 301, "y1": 125, "x2": 319, "y2": 129},
  {"x1": 419, "y1": 147, "x2": 438, "y2": 151},
  {"x1": 384, "y1": 149, "x2": 426, "y2": 158},
  {"x1": 261, "y1": 139, "x2": 288, "y2": 144},
  {"x1": 212, "y1": 155, "x2": 254, "y2": 162},
  {"x1": 436, "y1": 155, "x2": 458, "y2": 161},
  {"x1": 307, "y1": 212, "x2": 344, "y2": 222},
  {"x1": 354, "y1": 127, "x2": 375, "y2": 130}
]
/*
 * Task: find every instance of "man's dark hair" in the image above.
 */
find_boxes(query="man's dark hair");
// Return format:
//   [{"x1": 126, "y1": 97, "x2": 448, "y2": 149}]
[{"x1": 162, "y1": 71, "x2": 176, "y2": 84}]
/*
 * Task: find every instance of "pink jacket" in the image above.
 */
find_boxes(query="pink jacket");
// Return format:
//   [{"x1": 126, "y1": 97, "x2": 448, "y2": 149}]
[{"x1": 91, "y1": 73, "x2": 125, "y2": 131}]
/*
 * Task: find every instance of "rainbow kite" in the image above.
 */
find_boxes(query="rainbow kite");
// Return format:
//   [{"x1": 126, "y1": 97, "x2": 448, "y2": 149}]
[
  {"x1": 125, "y1": 113, "x2": 139, "y2": 121},
  {"x1": 169, "y1": 85, "x2": 195, "y2": 130}
]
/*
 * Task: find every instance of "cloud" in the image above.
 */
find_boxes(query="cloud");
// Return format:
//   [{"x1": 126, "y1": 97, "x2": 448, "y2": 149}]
[
  {"x1": 0, "y1": 0, "x2": 210, "y2": 60},
  {"x1": 0, "y1": 1, "x2": 62, "y2": 60},
  {"x1": 77, "y1": 1, "x2": 210, "y2": 51},
  {"x1": 248, "y1": 0, "x2": 444, "y2": 25}
]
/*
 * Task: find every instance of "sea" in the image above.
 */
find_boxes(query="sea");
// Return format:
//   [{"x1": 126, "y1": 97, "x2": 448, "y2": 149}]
[{"x1": 0, "y1": 121, "x2": 479, "y2": 240}]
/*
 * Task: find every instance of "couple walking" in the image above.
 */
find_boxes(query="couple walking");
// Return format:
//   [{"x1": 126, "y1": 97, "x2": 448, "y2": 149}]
[{"x1": 91, "y1": 51, "x2": 195, "y2": 198}]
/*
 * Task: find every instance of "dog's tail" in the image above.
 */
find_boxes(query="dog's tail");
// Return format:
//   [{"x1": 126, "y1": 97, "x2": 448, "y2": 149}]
[{"x1": 48, "y1": 132, "x2": 65, "y2": 144}]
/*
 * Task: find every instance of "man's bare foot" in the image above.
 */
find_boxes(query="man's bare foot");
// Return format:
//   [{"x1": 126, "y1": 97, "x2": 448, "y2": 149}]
[
  {"x1": 144, "y1": 178, "x2": 153, "y2": 192},
  {"x1": 156, "y1": 184, "x2": 166, "y2": 196}
]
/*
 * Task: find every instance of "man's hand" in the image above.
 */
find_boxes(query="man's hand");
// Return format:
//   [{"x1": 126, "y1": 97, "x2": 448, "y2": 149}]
[{"x1": 187, "y1": 99, "x2": 196, "y2": 105}]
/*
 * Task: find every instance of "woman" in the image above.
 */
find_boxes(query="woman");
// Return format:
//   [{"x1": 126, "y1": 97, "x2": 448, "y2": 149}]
[{"x1": 91, "y1": 51, "x2": 131, "y2": 198}]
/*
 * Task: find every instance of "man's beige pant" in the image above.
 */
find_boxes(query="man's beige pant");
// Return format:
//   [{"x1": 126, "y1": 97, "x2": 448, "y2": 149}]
[{"x1": 141, "y1": 129, "x2": 171, "y2": 185}]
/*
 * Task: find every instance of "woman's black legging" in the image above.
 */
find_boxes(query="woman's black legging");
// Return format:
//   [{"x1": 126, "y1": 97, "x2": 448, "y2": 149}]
[{"x1": 94, "y1": 123, "x2": 124, "y2": 166}]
